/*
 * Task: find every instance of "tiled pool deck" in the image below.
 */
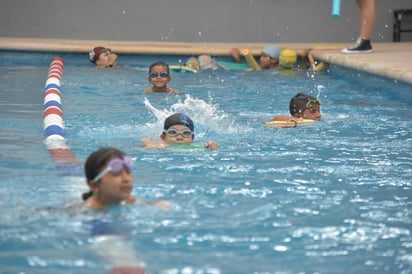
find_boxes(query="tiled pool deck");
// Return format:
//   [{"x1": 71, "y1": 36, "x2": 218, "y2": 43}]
[{"x1": 1, "y1": 37, "x2": 411, "y2": 85}]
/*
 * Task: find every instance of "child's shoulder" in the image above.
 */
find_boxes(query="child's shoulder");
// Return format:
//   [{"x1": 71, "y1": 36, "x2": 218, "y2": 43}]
[{"x1": 166, "y1": 87, "x2": 181, "y2": 94}]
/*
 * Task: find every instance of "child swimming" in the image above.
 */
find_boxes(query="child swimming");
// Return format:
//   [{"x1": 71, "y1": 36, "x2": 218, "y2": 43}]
[
  {"x1": 144, "y1": 61, "x2": 181, "y2": 94},
  {"x1": 89, "y1": 47, "x2": 118, "y2": 68},
  {"x1": 82, "y1": 147, "x2": 170, "y2": 210},
  {"x1": 271, "y1": 93, "x2": 322, "y2": 128},
  {"x1": 141, "y1": 113, "x2": 220, "y2": 150}
]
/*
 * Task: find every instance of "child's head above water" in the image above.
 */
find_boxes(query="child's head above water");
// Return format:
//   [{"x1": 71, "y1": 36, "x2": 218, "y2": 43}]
[
  {"x1": 185, "y1": 57, "x2": 200, "y2": 70},
  {"x1": 149, "y1": 61, "x2": 170, "y2": 75},
  {"x1": 262, "y1": 45, "x2": 281, "y2": 60},
  {"x1": 260, "y1": 45, "x2": 281, "y2": 69},
  {"x1": 89, "y1": 47, "x2": 118, "y2": 68},
  {"x1": 161, "y1": 113, "x2": 195, "y2": 144},
  {"x1": 289, "y1": 93, "x2": 322, "y2": 120},
  {"x1": 185, "y1": 55, "x2": 216, "y2": 71}
]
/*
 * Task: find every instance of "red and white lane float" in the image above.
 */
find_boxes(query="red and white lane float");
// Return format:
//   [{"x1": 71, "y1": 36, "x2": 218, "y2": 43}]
[{"x1": 44, "y1": 57, "x2": 82, "y2": 176}]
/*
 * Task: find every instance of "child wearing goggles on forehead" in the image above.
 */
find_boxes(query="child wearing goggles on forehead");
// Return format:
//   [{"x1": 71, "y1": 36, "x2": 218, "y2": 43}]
[
  {"x1": 143, "y1": 61, "x2": 181, "y2": 94},
  {"x1": 271, "y1": 93, "x2": 322, "y2": 128},
  {"x1": 82, "y1": 147, "x2": 170, "y2": 210},
  {"x1": 142, "y1": 113, "x2": 220, "y2": 150},
  {"x1": 89, "y1": 47, "x2": 118, "y2": 68}
]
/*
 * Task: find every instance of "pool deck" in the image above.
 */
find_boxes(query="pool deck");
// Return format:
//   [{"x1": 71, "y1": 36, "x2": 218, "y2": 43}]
[{"x1": 0, "y1": 37, "x2": 411, "y2": 85}]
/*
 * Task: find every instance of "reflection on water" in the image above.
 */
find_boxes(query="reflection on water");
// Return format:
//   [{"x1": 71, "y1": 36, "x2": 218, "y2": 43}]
[{"x1": 0, "y1": 52, "x2": 411, "y2": 273}]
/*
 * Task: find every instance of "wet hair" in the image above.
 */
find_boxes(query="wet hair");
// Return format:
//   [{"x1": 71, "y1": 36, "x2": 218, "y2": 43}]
[
  {"x1": 289, "y1": 93, "x2": 319, "y2": 116},
  {"x1": 148, "y1": 61, "x2": 170, "y2": 74},
  {"x1": 82, "y1": 147, "x2": 126, "y2": 201}
]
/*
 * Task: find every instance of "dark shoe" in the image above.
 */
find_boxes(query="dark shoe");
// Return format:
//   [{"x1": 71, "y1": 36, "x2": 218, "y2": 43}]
[{"x1": 342, "y1": 37, "x2": 373, "y2": 53}]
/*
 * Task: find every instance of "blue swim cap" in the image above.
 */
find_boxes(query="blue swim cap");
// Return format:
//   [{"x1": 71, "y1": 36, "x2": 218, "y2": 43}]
[
  {"x1": 262, "y1": 45, "x2": 280, "y2": 59},
  {"x1": 164, "y1": 113, "x2": 194, "y2": 132}
]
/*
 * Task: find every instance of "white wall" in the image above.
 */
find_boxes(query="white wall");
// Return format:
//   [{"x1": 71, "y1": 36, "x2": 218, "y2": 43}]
[{"x1": 1, "y1": 0, "x2": 411, "y2": 43}]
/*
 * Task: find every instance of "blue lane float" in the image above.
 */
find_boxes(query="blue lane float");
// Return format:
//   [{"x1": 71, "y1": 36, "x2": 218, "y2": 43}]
[{"x1": 43, "y1": 57, "x2": 82, "y2": 176}]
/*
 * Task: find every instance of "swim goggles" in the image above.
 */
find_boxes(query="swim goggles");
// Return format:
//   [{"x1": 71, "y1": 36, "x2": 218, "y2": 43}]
[
  {"x1": 149, "y1": 72, "x2": 169, "y2": 78},
  {"x1": 93, "y1": 157, "x2": 133, "y2": 182},
  {"x1": 163, "y1": 128, "x2": 193, "y2": 138},
  {"x1": 306, "y1": 99, "x2": 322, "y2": 109}
]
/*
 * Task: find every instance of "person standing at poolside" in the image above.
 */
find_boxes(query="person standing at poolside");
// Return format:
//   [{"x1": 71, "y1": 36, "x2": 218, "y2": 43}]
[
  {"x1": 89, "y1": 47, "x2": 118, "y2": 68},
  {"x1": 342, "y1": 0, "x2": 376, "y2": 53},
  {"x1": 143, "y1": 61, "x2": 181, "y2": 94},
  {"x1": 82, "y1": 147, "x2": 170, "y2": 210}
]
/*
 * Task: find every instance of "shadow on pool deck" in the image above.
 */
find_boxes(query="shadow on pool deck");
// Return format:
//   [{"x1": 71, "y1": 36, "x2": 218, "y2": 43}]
[{"x1": 0, "y1": 37, "x2": 411, "y2": 85}]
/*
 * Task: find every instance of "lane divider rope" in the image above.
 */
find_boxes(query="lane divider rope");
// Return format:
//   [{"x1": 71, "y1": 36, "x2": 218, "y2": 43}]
[{"x1": 43, "y1": 57, "x2": 82, "y2": 176}]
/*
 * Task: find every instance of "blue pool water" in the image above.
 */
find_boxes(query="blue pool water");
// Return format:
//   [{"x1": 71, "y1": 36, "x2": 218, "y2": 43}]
[{"x1": 0, "y1": 51, "x2": 411, "y2": 274}]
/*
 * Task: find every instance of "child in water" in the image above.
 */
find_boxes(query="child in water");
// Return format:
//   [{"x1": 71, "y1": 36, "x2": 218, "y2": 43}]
[
  {"x1": 231, "y1": 46, "x2": 325, "y2": 72},
  {"x1": 144, "y1": 61, "x2": 181, "y2": 94},
  {"x1": 272, "y1": 93, "x2": 322, "y2": 128},
  {"x1": 82, "y1": 147, "x2": 170, "y2": 210},
  {"x1": 230, "y1": 45, "x2": 282, "y2": 70},
  {"x1": 185, "y1": 55, "x2": 222, "y2": 71},
  {"x1": 89, "y1": 47, "x2": 118, "y2": 68},
  {"x1": 141, "y1": 113, "x2": 220, "y2": 150}
]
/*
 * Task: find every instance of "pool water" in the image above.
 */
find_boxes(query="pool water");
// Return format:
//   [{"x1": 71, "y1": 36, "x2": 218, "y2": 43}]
[{"x1": 0, "y1": 51, "x2": 411, "y2": 274}]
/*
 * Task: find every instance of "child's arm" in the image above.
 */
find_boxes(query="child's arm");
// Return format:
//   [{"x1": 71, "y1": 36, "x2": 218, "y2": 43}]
[
  {"x1": 166, "y1": 87, "x2": 181, "y2": 94},
  {"x1": 273, "y1": 115, "x2": 297, "y2": 121},
  {"x1": 230, "y1": 48, "x2": 242, "y2": 63},
  {"x1": 299, "y1": 49, "x2": 312, "y2": 70},
  {"x1": 143, "y1": 88, "x2": 152, "y2": 94},
  {"x1": 307, "y1": 50, "x2": 317, "y2": 71},
  {"x1": 141, "y1": 139, "x2": 169, "y2": 149},
  {"x1": 135, "y1": 199, "x2": 171, "y2": 210}
]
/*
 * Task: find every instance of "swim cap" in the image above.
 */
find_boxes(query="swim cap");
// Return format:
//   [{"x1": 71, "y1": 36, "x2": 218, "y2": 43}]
[
  {"x1": 164, "y1": 113, "x2": 194, "y2": 132},
  {"x1": 89, "y1": 47, "x2": 108, "y2": 63},
  {"x1": 262, "y1": 45, "x2": 280, "y2": 59},
  {"x1": 279, "y1": 49, "x2": 298, "y2": 68},
  {"x1": 289, "y1": 93, "x2": 320, "y2": 115}
]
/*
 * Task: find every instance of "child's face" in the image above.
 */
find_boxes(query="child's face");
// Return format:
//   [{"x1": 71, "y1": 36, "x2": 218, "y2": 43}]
[
  {"x1": 148, "y1": 65, "x2": 170, "y2": 89},
  {"x1": 260, "y1": 53, "x2": 277, "y2": 69},
  {"x1": 302, "y1": 105, "x2": 321, "y2": 120},
  {"x1": 93, "y1": 160, "x2": 134, "y2": 203},
  {"x1": 161, "y1": 124, "x2": 194, "y2": 145},
  {"x1": 96, "y1": 49, "x2": 118, "y2": 68}
]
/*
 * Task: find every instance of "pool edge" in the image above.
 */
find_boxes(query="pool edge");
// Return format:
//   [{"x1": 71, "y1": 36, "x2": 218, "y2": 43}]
[{"x1": 1, "y1": 37, "x2": 411, "y2": 85}]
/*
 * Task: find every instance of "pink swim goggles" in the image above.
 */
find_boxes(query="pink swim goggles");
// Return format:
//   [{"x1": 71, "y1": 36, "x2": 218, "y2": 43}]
[{"x1": 93, "y1": 157, "x2": 133, "y2": 182}]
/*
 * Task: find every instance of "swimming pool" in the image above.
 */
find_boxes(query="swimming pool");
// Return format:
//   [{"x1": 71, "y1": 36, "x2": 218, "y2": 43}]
[{"x1": 1, "y1": 50, "x2": 411, "y2": 274}]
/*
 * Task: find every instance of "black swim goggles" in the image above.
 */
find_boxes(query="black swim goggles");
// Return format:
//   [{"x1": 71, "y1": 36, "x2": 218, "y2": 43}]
[{"x1": 149, "y1": 72, "x2": 169, "y2": 78}]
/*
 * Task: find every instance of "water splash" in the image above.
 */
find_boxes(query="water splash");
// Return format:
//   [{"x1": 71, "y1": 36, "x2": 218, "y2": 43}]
[
  {"x1": 143, "y1": 94, "x2": 239, "y2": 134},
  {"x1": 316, "y1": 84, "x2": 325, "y2": 99}
]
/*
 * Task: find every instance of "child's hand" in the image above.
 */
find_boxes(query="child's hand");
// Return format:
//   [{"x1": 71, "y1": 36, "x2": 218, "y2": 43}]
[
  {"x1": 204, "y1": 141, "x2": 220, "y2": 150},
  {"x1": 141, "y1": 139, "x2": 168, "y2": 149}
]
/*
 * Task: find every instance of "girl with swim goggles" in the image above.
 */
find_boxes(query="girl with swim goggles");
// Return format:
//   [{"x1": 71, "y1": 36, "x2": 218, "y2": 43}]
[{"x1": 82, "y1": 147, "x2": 170, "y2": 210}]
